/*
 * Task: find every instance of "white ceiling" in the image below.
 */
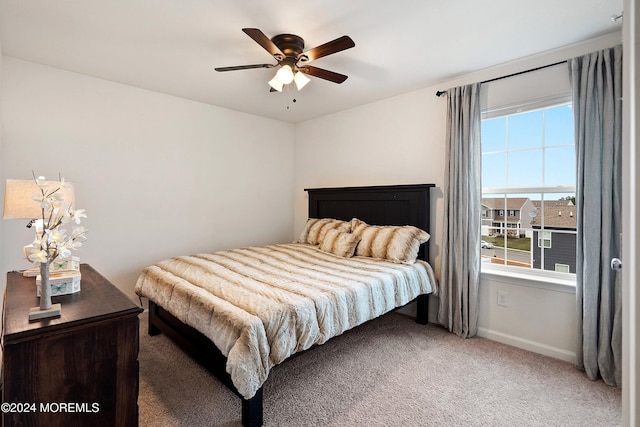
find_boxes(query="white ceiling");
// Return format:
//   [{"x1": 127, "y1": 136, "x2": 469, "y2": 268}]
[{"x1": 0, "y1": 0, "x2": 623, "y2": 123}]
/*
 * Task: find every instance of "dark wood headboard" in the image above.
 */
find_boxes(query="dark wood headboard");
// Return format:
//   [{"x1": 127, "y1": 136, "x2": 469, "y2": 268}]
[{"x1": 305, "y1": 184, "x2": 435, "y2": 262}]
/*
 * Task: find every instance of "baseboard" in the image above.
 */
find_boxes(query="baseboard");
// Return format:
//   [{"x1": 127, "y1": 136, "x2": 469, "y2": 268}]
[{"x1": 477, "y1": 327, "x2": 576, "y2": 364}]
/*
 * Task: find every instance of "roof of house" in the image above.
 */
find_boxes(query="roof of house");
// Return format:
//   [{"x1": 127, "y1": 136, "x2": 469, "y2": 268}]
[
  {"x1": 482, "y1": 198, "x2": 530, "y2": 210},
  {"x1": 530, "y1": 200, "x2": 577, "y2": 228}
]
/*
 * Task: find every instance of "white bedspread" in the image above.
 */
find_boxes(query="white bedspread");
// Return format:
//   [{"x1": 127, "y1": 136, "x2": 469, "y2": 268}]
[{"x1": 135, "y1": 243, "x2": 436, "y2": 399}]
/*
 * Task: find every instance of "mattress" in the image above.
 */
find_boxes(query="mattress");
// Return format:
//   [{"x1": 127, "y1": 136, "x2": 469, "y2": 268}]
[{"x1": 135, "y1": 242, "x2": 436, "y2": 399}]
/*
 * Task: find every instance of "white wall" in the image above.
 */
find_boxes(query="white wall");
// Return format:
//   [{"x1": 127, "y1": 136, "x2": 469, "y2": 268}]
[
  {"x1": 294, "y1": 32, "x2": 621, "y2": 362},
  {"x1": 0, "y1": 57, "x2": 295, "y2": 301}
]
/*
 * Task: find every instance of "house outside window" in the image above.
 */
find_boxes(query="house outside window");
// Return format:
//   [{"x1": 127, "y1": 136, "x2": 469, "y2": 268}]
[
  {"x1": 481, "y1": 99, "x2": 576, "y2": 276},
  {"x1": 531, "y1": 201, "x2": 577, "y2": 272}
]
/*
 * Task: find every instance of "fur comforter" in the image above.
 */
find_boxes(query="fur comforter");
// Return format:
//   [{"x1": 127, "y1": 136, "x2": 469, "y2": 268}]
[{"x1": 135, "y1": 243, "x2": 436, "y2": 399}]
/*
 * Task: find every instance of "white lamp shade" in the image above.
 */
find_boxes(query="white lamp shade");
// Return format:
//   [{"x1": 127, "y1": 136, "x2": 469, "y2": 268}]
[
  {"x1": 294, "y1": 72, "x2": 311, "y2": 90},
  {"x1": 276, "y1": 65, "x2": 295, "y2": 84},
  {"x1": 268, "y1": 76, "x2": 284, "y2": 92},
  {"x1": 3, "y1": 179, "x2": 75, "y2": 220}
]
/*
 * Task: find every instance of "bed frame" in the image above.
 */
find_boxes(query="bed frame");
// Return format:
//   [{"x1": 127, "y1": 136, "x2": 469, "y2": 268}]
[{"x1": 146, "y1": 183, "x2": 435, "y2": 426}]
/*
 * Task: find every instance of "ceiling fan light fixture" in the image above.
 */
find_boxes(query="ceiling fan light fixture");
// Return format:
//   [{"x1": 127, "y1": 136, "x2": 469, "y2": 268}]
[
  {"x1": 294, "y1": 71, "x2": 311, "y2": 90},
  {"x1": 276, "y1": 65, "x2": 295, "y2": 84},
  {"x1": 268, "y1": 76, "x2": 283, "y2": 92}
]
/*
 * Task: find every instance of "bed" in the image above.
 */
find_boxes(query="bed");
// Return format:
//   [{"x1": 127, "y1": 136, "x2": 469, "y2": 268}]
[{"x1": 135, "y1": 184, "x2": 436, "y2": 426}]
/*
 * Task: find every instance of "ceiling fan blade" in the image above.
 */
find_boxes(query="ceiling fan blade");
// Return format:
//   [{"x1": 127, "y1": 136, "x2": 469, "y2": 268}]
[
  {"x1": 242, "y1": 28, "x2": 286, "y2": 60},
  {"x1": 215, "y1": 64, "x2": 276, "y2": 72},
  {"x1": 299, "y1": 66, "x2": 348, "y2": 84},
  {"x1": 300, "y1": 35, "x2": 355, "y2": 62}
]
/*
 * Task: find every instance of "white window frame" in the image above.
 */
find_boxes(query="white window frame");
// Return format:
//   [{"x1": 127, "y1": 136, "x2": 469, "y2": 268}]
[
  {"x1": 481, "y1": 95, "x2": 576, "y2": 287},
  {"x1": 538, "y1": 230, "x2": 552, "y2": 248},
  {"x1": 555, "y1": 263, "x2": 570, "y2": 273}
]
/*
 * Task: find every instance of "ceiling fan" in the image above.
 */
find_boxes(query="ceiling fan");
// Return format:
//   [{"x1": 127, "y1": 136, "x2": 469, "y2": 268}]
[{"x1": 215, "y1": 28, "x2": 355, "y2": 92}]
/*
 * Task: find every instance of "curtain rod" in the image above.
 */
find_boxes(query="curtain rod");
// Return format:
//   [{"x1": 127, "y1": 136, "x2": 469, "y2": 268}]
[{"x1": 435, "y1": 60, "x2": 567, "y2": 97}]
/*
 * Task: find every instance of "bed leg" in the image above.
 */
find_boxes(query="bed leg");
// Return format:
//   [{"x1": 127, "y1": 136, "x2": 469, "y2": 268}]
[
  {"x1": 148, "y1": 301, "x2": 161, "y2": 336},
  {"x1": 241, "y1": 387, "x2": 263, "y2": 427},
  {"x1": 416, "y1": 294, "x2": 429, "y2": 325}
]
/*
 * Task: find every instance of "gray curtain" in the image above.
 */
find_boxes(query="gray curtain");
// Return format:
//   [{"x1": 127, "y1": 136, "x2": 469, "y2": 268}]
[
  {"x1": 570, "y1": 45, "x2": 623, "y2": 387},
  {"x1": 438, "y1": 83, "x2": 482, "y2": 338}
]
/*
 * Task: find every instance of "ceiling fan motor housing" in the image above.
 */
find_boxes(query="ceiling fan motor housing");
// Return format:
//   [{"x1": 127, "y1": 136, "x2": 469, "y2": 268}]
[{"x1": 271, "y1": 34, "x2": 308, "y2": 62}]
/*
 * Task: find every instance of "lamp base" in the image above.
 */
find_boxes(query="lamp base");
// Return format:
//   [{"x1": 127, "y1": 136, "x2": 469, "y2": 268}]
[{"x1": 28, "y1": 303, "x2": 62, "y2": 321}]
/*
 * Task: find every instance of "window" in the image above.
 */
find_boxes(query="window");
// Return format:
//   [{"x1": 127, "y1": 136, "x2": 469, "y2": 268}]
[
  {"x1": 481, "y1": 100, "x2": 576, "y2": 277},
  {"x1": 538, "y1": 231, "x2": 552, "y2": 248}
]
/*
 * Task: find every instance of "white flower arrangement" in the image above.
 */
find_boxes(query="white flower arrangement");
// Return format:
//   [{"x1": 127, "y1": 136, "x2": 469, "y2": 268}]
[{"x1": 26, "y1": 174, "x2": 87, "y2": 265}]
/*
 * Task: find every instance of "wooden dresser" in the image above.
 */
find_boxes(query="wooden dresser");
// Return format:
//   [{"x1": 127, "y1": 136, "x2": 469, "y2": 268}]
[{"x1": 2, "y1": 264, "x2": 143, "y2": 427}]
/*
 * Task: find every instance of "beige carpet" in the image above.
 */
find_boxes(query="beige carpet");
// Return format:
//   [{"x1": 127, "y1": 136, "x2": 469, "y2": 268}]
[{"x1": 138, "y1": 311, "x2": 621, "y2": 426}]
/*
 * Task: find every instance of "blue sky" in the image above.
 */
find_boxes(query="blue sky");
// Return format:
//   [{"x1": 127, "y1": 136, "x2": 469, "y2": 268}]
[{"x1": 481, "y1": 104, "x2": 575, "y2": 193}]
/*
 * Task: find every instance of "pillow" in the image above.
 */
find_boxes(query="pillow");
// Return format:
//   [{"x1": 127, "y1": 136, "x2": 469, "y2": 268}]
[
  {"x1": 318, "y1": 229, "x2": 361, "y2": 258},
  {"x1": 298, "y1": 218, "x2": 351, "y2": 245},
  {"x1": 350, "y1": 218, "x2": 430, "y2": 264}
]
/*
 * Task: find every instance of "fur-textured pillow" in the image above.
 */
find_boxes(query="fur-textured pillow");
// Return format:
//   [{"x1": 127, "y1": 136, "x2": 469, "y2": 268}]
[
  {"x1": 350, "y1": 218, "x2": 430, "y2": 264},
  {"x1": 318, "y1": 229, "x2": 361, "y2": 258},
  {"x1": 298, "y1": 218, "x2": 351, "y2": 245}
]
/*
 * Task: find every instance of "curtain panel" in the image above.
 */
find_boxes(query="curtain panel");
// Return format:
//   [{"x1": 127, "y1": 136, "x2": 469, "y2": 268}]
[
  {"x1": 438, "y1": 83, "x2": 482, "y2": 338},
  {"x1": 570, "y1": 45, "x2": 623, "y2": 387}
]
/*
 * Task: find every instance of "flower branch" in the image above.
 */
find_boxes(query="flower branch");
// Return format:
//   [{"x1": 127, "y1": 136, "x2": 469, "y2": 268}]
[{"x1": 26, "y1": 174, "x2": 88, "y2": 265}]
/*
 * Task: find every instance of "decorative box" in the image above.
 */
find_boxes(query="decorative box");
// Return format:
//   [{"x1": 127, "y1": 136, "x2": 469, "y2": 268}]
[
  {"x1": 36, "y1": 271, "x2": 82, "y2": 297},
  {"x1": 50, "y1": 256, "x2": 81, "y2": 273},
  {"x1": 23, "y1": 256, "x2": 81, "y2": 277}
]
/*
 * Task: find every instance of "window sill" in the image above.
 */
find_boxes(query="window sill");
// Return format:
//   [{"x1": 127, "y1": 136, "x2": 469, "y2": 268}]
[{"x1": 481, "y1": 265, "x2": 576, "y2": 294}]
